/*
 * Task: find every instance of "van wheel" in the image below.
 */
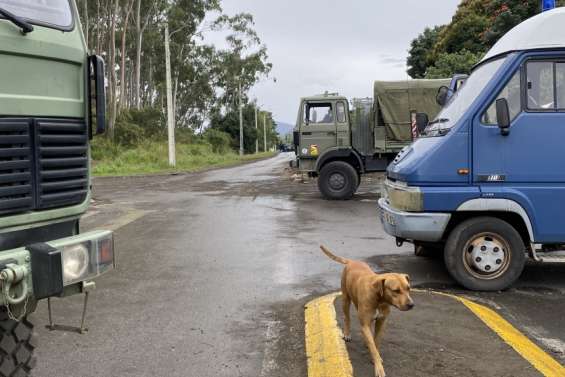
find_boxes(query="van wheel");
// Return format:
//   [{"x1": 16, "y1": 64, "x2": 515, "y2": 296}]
[
  {"x1": 444, "y1": 217, "x2": 526, "y2": 291},
  {"x1": 318, "y1": 161, "x2": 359, "y2": 200},
  {"x1": 0, "y1": 313, "x2": 36, "y2": 377}
]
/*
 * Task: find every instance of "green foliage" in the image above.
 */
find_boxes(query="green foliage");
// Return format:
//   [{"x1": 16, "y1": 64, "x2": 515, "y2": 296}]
[
  {"x1": 407, "y1": 0, "x2": 565, "y2": 79},
  {"x1": 407, "y1": 26, "x2": 444, "y2": 78},
  {"x1": 425, "y1": 50, "x2": 483, "y2": 79},
  {"x1": 204, "y1": 129, "x2": 232, "y2": 154},
  {"x1": 92, "y1": 141, "x2": 275, "y2": 176}
]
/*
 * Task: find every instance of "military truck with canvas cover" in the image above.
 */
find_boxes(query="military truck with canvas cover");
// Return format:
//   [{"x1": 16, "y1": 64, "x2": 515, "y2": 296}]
[
  {"x1": 292, "y1": 79, "x2": 450, "y2": 200},
  {"x1": 0, "y1": 1, "x2": 114, "y2": 375}
]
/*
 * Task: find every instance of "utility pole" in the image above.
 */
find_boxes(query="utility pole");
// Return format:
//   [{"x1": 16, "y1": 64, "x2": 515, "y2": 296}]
[
  {"x1": 238, "y1": 81, "x2": 244, "y2": 156},
  {"x1": 164, "y1": 22, "x2": 176, "y2": 167},
  {"x1": 255, "y1": 106, "x2": 259, "y2": 154},
  {"x1": 263, "y1": 112, "x2": 267, "y2": 152}
]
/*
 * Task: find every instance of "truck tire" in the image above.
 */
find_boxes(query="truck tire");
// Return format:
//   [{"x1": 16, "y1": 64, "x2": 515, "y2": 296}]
[
  {"x1": 0, "y1": 313, "x2": 36, "y2": 377},
  {"x1": 444, "y1": 217, "x2": 526, "y2": 291},
  {"x1": 318, "y1": 161, "x2": 359, "y2": 200}
]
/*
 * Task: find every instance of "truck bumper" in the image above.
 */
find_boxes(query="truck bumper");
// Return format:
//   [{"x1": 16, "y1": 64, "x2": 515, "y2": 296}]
[{"x1": 378, "y1": 198, "x2": 450, "y2": 242}]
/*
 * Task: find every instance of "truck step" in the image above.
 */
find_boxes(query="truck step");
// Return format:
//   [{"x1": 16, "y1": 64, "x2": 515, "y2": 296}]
[{"x1": 532, "y1": 250, "x2": 565, "y2": 263}]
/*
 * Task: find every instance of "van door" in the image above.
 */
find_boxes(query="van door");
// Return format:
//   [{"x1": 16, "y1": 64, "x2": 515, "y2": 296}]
[
  {"x1": 299, "y1": 101, "x2": 337, "y2": 158},
  {"x1": 474, "y1": 58, "x2": 565, "y2": 243}
]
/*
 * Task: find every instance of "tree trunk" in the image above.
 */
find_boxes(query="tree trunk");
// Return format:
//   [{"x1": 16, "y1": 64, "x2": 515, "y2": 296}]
[
  {"x1": 108, "y1": 0, "x2": 120, "y2": 139},
  {"x1": 119, "y1": 0, "x2": 134, "y2": 112},
  {"x1": 83, "y1": 0, "x2": 89, "y2": 51},
  {"x1": 134, "y1": 0, "x2": 142, "y2": 109}
]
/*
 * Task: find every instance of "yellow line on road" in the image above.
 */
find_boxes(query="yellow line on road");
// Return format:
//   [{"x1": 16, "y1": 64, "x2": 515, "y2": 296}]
[
  {"x1": 415, "y1": 289, "x2": 565, "y2": 377},
  {"x1": 304, "y1": 292, "x2": 352, "y2": 377}
]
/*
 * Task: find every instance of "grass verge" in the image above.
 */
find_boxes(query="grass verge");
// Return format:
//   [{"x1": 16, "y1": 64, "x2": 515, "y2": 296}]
[{"x1": 92, "y1": 141, "x2": 276, "y2": 177}]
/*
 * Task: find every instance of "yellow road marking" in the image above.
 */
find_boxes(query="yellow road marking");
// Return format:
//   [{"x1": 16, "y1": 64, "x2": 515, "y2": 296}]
[
  {"x1": 415, "y1": 289, "x2": 565, "y2": 377},
  {"x1": 306, "y1": 290, "x2": 564, "y2": 377},
  {"x1": 304, "y1": 292, "x2": 352, "y2": 377}
]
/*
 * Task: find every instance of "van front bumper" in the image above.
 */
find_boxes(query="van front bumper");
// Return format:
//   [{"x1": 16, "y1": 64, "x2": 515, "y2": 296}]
[{"x1": 378, "y1": 198, "x2": 450, "y2": 242}]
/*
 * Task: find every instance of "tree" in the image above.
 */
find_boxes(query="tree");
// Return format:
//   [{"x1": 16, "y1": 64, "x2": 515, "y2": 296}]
[
  {"x1": 407, "y1": 26, "x2": 444, "y2": 78},
  {"x1": 425, "y1": 50, "x2": 483, "y2": 79}
]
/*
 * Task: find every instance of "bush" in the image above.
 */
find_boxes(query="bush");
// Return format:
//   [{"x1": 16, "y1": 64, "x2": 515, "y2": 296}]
[{"x1": 204, "y1": 129, "x2": 232, "y2": 154}]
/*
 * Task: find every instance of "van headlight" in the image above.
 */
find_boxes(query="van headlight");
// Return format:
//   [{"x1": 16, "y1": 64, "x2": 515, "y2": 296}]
[
  {"x1": 59, "y1": 231, "x2": 115, "y2": 286},
  {"x1": 385, "y1": 180, "x2": 423, "y2": 212}
]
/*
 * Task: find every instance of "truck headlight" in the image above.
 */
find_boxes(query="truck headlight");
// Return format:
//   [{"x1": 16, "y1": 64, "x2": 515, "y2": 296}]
[
  {"x1": 59, "y1": 231, "x2": 115, "y2": 286},
  {"x1": 385, "y1": 179, "x2": 423, "y2": 212}
]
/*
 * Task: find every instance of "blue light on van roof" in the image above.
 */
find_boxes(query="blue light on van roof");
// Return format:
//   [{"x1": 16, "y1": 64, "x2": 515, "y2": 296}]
[{"x1": 542, "y1": 0, "x2": 556, "y2": 12}]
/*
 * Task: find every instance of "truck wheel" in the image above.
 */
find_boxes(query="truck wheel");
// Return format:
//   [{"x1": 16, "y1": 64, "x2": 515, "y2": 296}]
[
  {"x1": 0, "y1": 313, "x2": 36, "y2": 377},
  {"x1": 444, "y1": 217, "x2": 526, "y2": 291},
  {"x1": 318, "y1": 161, "x2": 359, "y2": 200}
]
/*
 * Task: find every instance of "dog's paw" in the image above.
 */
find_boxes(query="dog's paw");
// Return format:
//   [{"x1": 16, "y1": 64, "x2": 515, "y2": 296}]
[
  {"x1": 375, "y1": 365, "x2": 386, "y2": 377},
  {"x1": 343, "y1": 335, "x2": 352, "y2": 342}
]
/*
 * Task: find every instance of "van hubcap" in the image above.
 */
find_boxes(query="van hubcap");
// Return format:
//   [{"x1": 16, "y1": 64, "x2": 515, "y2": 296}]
[
  {"x1": 328, "y1": 173, "x2": 346, "y2": 190},
  {"x1": 463, "y1": 234, "x2": 510, "y2": 279}
]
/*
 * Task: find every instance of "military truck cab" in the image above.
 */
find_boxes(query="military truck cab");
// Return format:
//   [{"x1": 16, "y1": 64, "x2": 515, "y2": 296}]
[
  {"x1": 293, "y1": 80, "x2": 449, "y2": 200},
  {"x1": 0, "y1": 1, "x2": 114, "y2": 374},
  {"x1": 379, "y1": 8, "x2": 565, "y2": 291}
]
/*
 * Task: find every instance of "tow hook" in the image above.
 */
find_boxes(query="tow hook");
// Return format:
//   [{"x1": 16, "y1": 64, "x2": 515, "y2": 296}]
[
  {"x1": 0, "y1": 263, "x2": 29, "y2": 305},
  {"x1": 396, "y1": 238, "x2": 405, "y2": 247}
]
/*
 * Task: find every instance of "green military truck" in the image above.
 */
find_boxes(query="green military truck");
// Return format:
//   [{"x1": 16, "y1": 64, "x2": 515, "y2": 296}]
[
  {"x1": 0, "y1": 2, "x2": 114, "y2": 375},
  {"x1": 292, "y1": 79, "x2": 451, "y2": 200}
]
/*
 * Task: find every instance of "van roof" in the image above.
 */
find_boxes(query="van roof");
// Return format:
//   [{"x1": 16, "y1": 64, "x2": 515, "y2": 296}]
[{"x1": 482, "y1": 7, "x2": 565, "y2": 62}]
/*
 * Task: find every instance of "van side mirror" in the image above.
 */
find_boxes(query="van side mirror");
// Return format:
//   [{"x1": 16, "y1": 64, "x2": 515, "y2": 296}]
[
  {"x1": 436, "y1": 86, "x2": 449, "y2": 107},
  {"x1": 496, "y1": 98, "x2": 510, "y2": 136},
  {"x1": 89, "y1": 55, "x2": 106, "y2": 137},
  {"x1": 415, "y1": 112, "x2": 429, "y2": 133}
]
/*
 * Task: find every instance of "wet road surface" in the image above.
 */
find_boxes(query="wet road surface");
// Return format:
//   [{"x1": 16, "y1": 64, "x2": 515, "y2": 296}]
[{"x1": 32, "y1": 153, "x2": 565, "y2": 376}]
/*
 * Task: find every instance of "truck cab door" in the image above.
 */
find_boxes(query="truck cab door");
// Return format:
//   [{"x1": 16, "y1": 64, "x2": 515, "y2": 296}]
[
  {"x1": 335, "y1": 101, "x2": 350, "y2": 147},
  {"x1": 474, "y1": 57, "x2": 565, "y2": 243},
  {"x1": 299, "y1": 101, "x2": 337, "y2": 158}
]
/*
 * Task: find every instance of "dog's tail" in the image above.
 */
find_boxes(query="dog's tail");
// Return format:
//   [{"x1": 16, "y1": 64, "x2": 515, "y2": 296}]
[{"x1": 320, "y1": 245, "x2": 349, "y2": 265}]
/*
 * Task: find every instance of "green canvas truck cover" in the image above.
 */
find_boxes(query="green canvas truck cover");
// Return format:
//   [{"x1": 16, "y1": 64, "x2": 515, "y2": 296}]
[{"x1": 374, "y1": 79, "x2": 451, "y2": 141}]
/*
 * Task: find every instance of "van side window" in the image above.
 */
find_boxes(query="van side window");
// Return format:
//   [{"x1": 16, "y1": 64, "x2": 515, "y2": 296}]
[
  {"x1": 336, "y1": 102, "x2": 346, "y2": 123},
  {"x1": 482, "y1": 70, "x2": 521, "y2": 125},
  {"x1": 305, "y1": 103, "x2": 333, "y2": 124},
  {"x1": 527, "y1": 62, "x2": 555, "y2": 110},
  {"x1": 556, "y1": 63, "x2": 565, "y2": 109}
]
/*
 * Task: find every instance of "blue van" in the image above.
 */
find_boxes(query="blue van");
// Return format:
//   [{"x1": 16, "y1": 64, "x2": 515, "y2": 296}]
[{"x1": 378, "y1": 8, "x2": 565, "y2": 291}]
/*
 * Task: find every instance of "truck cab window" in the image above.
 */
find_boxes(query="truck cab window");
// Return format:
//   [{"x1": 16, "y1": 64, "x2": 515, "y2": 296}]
[
  {"x1": 0, "y1": 0, "x2": 73, "y2": 29},
  {"x1": 556, "y1": 63, "x2": 565, "y2": 109},
  {"x1": 336, "y1": 102, "x2": 346, "y2": 123},
  {"x1": 305, "y1": 103, "x2": 333, "y2": 124},
  {"x1": 482, "y1": 70, "x2": 521, "y2": 125},
  {"x1": 527, "y1": 61, "x2": 555, "y2": 110}
]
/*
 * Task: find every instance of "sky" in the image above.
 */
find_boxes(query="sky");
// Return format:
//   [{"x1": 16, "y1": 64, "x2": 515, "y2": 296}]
[{"x1": 208, "y1": 0, "x2": 461, "y2": 125}]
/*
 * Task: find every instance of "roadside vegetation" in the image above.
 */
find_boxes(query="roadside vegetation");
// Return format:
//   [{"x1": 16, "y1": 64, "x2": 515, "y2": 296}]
[
  {"x1": 77, "y1": 1, "x2": 280, "y2": 176},
  {"x1": 407, "y1": 0, "x2": 565, "y2": 78}
]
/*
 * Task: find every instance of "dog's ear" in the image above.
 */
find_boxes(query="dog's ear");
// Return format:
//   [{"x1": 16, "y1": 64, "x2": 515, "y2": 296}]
[
  {"x1": 373, "y1": 278, "x2": 386, "y2": 297},
  {"x1": 404, "y1": 274, "x2": 411, "y2": 285}
]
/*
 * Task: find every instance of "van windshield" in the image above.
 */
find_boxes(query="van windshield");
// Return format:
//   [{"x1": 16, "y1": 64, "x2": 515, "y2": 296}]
[
  {"x1": 0, "y1": 0, "x2": 72, "y2": 29},
  {"x1": 423, "y1": 56, "x2": 509, "y2": 137}
]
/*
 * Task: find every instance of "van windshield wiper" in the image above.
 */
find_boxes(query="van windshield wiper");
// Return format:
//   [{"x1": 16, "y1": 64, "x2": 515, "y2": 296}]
[
  {"x1": 428, "y1": 118, "x2": 449, "y2": 126},
  {"x1": 0, "y1": 7, "x2": 33, "y2": 34}
]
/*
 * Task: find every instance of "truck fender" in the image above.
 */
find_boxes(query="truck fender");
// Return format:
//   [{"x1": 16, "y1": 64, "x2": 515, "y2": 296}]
[
  {"x1": 315, "y1": 148, "x2": 364, "y2": 174},
  {"x1": 456, "y1": 198, "x2": 534, "y2": 242}
]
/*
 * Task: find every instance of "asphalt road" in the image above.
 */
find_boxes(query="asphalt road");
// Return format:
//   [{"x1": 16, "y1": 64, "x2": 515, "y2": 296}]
[{"x1": 31, "y1": 153, "x2": 565, "y2": 376}]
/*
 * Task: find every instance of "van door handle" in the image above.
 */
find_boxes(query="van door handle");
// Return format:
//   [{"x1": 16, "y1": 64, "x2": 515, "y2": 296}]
[{"x1": 302, "y1": 132, "x2": 312, "y2": 136}]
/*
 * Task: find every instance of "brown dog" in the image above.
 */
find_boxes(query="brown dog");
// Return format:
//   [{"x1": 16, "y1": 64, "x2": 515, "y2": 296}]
[{"x1": 321, "y1": 245, "x2": 414, "y2": 377}]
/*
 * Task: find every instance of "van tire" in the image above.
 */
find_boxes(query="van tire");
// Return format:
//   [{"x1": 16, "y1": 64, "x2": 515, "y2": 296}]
[
  {"x1": 444, "y1": 217, "x2": 526, "y2": 291},
  {"x1": 0, "y1": 314, "x2": 36, "y2": 377},
  {"x1": 318, "y1": 161, "x2": 358, "y2": 200}
]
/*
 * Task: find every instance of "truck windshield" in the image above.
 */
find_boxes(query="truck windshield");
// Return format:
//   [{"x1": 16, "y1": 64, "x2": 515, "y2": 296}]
[
  {"x1": 423, "y1": 56, "x2": 509, "y2": 137},
  {"x1": 0, "y1": 0, "x2": 72, "y2": 29}
]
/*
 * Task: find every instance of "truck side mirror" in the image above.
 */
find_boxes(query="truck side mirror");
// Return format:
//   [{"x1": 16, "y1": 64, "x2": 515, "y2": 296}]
[
  {"x1": 436, "y1": 86, "x2": 449, "y2": 107},
  {"x1": 415, "y1": 112, "x2": 429, "y2": 133},
  {"x1": 89, "y1": 55, "x2": 106, "y2": 137},
  {"x1": 496, "y1": 98, "x2": 510, "y2": 136}
]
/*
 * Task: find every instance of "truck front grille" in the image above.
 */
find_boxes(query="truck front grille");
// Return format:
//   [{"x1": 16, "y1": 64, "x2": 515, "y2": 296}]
[
  {"x1": 37, "y1": 120, "x2": 88, "y2": 209},
  {"x1": 0, "y1": 121, "x2": 33, "y2": 214},
  {"x1": 0, "y1": 118, "x2": 88, "y2": 215}
]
